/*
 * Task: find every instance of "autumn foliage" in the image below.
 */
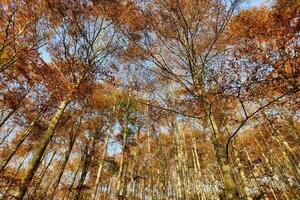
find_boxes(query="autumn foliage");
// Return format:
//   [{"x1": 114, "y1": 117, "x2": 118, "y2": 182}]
[{"x1": 0, "y1": 0, "x2": 299, "y2": 200}]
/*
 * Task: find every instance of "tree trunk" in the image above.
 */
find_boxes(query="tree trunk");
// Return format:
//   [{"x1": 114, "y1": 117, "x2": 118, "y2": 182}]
[
  {"x1": 0, "y1": 110, "x2": 44, "y2": 171},
  {"x1": 62, "y1": 158, "x2": 82, "y2": 200},
  {"x1": 49, "y1": 135, "x2": 77, "y2": 200},
  {"x1": 74, "y1": 134, "x2": 96, "y2": 200},
  {"x1": 207, "y1": 111, "x2": 239, "y2": 200},
  {"x1": 92, "y1": 130, "x2": 111, "y2": 200},
  {"x1": 0, "y1": 92, "x2": 28, "y2": 129},
  {"x1": 116, "y1": 98, "x2": 131, "y2": 200},
  {"x1": 31, "y1": 151, "x2": 57, "y2": 197},
  {"x1": 0, "y1": 127, "x2": 15, "y2": 145},
  {"x1": 116, "y1": 129, "x2": 128, "y2": 200},
  {"x1": 191, "y1": 136, "x2": 203, "y2": 200},
  {"x1": 1, "y1": 148, "x2": 31, "y2": 199},
  {"x1": 0, "y1": 108, "x2": 17, "y2": 129},
  {"x1": 171, "y1": 120, "x2": 186, "y2": 200},
  {"x1": 13, "y1": 97, "x2": 70, "y2": 199}
]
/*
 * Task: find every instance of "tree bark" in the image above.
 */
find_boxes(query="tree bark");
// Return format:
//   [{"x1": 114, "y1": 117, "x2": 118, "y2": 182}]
[
  {"x1": 1, "y1": 148, "x2": 31, "y2": 199},
  {"x1": 31, "y1": 151, "x2": 57, "y2": 197},
  {"x1": 92, "y1": 130, "x2": 111, "y2": 200},
  {"x1": 207, "y1": 110, "x2": 239, "y2": 200},
  {"x1": 74, "y1": 134, "x2": 96, "y2": 200},
  {"x1": 49, "y1": 135, "x2": 77, "y2": 200},
  {"x1": 0, "y1": 110, "x2": 44, "y2": 171},
  {"x1": 62, "y1": 158, "x2": 82, "y2": 200},
  {"x1": 12, "y1": 97, "x2": 70, "y2": 199}
]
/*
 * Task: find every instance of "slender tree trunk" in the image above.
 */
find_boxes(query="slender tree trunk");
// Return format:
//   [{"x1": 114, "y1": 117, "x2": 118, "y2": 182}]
[
  {"x1": 232, "y1": 143, "x2": 251, "y2": 200},
  {"x1": 92, "y1": 130, "x2": 111, "y2": 200},
  {"x1": 13, "y1": 97, "x2": 70, "y2": 199},
  {"x1": 0, "y1": 110, "x2": 44, "y2": 171},
  {"x1": 191, "y1": 136, "x2": 203, "y2": 200},
  {"x1": 49, "y1": 116, "x2": 83, "y2": 200},
  {"x1": 130, "y1": 127, "x2": 142, "y2": 200},
  {"x1": 49, "y1": 137, "x2": 77, "y2": 200},
  {"x1": 0, "y1": 108, "x2": 16, "y2": 129},
  {"x1": 74, "y1": 134, "x2": 96, "y2": 200},
  {"x1": 107, "y1": 177, "x2": 113, "y2": 199},
  {"x1": 176, "y1": 122, "x2": 191, "y2": 198},
  {"x1": 280, "y1": 110, "x2": 300, "y2": 145},
  {"x1": 1, "y1": 148, "x2": 31, "y2": 199},
  {"x1": 116, "y1": 98, "x2": 131, "y2": 200},
  {"x1": 146, "y1": 130, "x2": 154, "y2": 200},
  {"x1": 74, "y1": 144, "x2": 90, "y2": 200},
  {"x1": 31, "y1": 151, "x2": 57, "y2": 197},
  {"x1": 172, "y1": 127, "x2": 186, "y2": 200},
  {"x1": 0, "y1": 127, "x2": 14, "y2": 145},
  {"x1": 62, "y1": 159, "x2": 82, "y2": 200},
  {"x1": 116, "y1": 130, "x2": 128, "y2": 200},
  {"x1": 262, "y1": 113, "x2": 300, "y2": 183},
  {"x1": 0, "y1": 92, "x2": 28, "y2": 129},
  {"x1": 254, "y1": 136, "x2": 293, "y2": 199},
  {"x1": 264, "y1": 112, "x2": 300, "y2": 166}
]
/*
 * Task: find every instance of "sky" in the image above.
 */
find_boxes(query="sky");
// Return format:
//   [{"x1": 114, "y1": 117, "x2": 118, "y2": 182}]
[
  {"x1": 241, "y1": 0, "x2": 270, "y2": 8},
  {"x1": 38, "y1": 0, "x2": 270, "y2": 64}
]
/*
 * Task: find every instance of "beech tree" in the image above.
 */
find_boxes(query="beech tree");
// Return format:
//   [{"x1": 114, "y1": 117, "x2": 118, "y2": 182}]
[{"x1": 0, "y1": 0, "x2": 299, "y2": 200}]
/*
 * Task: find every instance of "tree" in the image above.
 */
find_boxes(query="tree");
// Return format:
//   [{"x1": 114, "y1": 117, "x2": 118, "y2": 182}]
[{"x1": 0, "y1": 0, "x2": 299, "y2": 199}]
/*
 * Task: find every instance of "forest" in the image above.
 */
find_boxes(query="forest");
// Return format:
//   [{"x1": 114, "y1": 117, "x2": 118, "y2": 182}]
[{"x1": 0, "y1": 0, "x2": 299, "y2": 199}]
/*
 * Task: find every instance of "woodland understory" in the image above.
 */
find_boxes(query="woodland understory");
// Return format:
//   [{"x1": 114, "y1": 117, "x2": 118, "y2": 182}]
[{"x1": 0, "y1": 0, "x2": 299, "y2": 199}]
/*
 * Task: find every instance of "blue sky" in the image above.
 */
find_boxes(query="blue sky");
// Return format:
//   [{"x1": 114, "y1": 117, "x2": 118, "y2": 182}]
[
  {"x1": 38, "y1": 0, "x2": 270, "y2": 64},
  {"x1": 241, "y1": 0, "x2": 270, "y2": 8}
]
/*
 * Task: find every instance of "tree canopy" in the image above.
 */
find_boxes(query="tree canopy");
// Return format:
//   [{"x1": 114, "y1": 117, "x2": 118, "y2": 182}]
[{"x1": 0, "y1": 0, "x2": 299, "y2": 199}]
